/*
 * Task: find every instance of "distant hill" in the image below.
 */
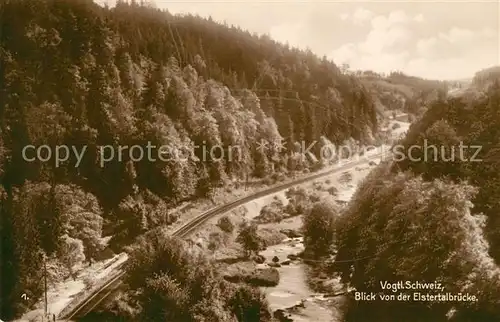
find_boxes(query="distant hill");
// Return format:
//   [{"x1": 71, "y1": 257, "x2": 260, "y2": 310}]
[
  {"x1": 472, "y1": 65, "x2": 500, "y2": 89},
  {"x1": 356, "y1": 70, "x2": 448, "y2": 117},
  {"x1": 444, "y1": 66, "x2": 499, "y2": 103}
]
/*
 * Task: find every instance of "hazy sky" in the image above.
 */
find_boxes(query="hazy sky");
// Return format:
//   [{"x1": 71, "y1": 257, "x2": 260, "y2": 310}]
[{"x1": 100, "y1": 0, "x2": 499, "y2": 80}]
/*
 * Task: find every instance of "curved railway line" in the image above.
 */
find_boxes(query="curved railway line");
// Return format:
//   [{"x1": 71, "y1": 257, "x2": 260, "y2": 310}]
[{"x1": 60, "y1": 153, "x2": 384, "y2": 321}]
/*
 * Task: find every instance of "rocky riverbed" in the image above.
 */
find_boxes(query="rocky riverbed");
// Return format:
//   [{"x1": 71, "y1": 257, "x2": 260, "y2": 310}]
[{"x1": 254, "y1": 234, "x2": 345, "y2": 322}]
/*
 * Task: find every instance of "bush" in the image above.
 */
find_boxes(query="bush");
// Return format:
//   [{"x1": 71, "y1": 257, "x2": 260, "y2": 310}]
[
  {"x1": 308, "y1": 192, "x2": 322, "y2": 203},
  {"x1": 310, "y1": 162, "x2": 323, "y2": 172},
  {"x1": 313, "y1": 181, "x2": 324, "y2": 191},
  {"x1": 254, "y1": 200, "x2": 285, "y2": 224},
  {"x1": 392, "y1": 122, "x2": 401, "y2": 130},
  {"x1": 327, "y1": 186, "x2": 338, "y2": 196},
  {"x1": 83, "y1": 276, "x2": 95, "y2": 290},
  {"x1": 217, "y1": 216, "x2": 234, "y2": 233},
  {"x1": 263, "y1": 176, "x2": 274, "y2": 186},
  {"x1": 207, "y1": 231, "x2": 226, "y2": 251},
  {"x1": 271, "y1": 173, "x2": 286, "y2": 182},
  {"x1": 338, "y1": 172, "x2": 353, "y2": 184}
]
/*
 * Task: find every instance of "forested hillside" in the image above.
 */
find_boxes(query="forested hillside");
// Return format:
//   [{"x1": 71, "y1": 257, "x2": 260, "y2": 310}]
[
  {"x1": 472, "y1": 66, "x2": 500, "y2": 90},
  {"x1": 330, "y1": 73, "x2": 500, "y2": 321},
  {"x1": 358, "y1": 70, "x2": 448, "y2": 116},
  {"x1": 0, "y1": 0, "x2": 380, "y2": 319}
]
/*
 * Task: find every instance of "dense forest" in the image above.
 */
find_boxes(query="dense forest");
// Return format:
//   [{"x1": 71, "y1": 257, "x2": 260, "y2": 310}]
[
  {"x1": 0, "y1": 0, "x2": 383, "y2": 319},
  {"x1": 321, "y1": 72, "x2": 500, "y2": 321}
]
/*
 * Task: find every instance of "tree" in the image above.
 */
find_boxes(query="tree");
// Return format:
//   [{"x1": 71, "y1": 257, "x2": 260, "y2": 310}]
[
  {"x1": 195, "y1": 163, "x2": 214, "y2": 200},
  {"x1": 253, "y1": 149, "x2": 271, "y2": 178},
  {"x1": 341, "y1": 63, "x2": 350, "y2": 74},
  {"x1": 302, "y1": 198, "x2": 339, "y2": 258},
  {"x1": 236, "y1": 221, "x2": 263, "y2": 257},
  {"x1": 27, "y1": 182, "x2": 64, "y2": 256},
  {"x1": 228, "y1": 285, "x2": 273, "y2": 322},
  {"x1": 55, "y1": 185, "x2": 104, "y2": 262},
  {"x1": 110, "y1": 195, "x2": 148, "y2": 251},
  {"x1": 59, "y1": 235, "x2": 85, "y2": 280},
  {"x1": 4, "y1": 183, "x2": 45, "y2": 317},
  {"x1": 285, "y1": 187, "x2": 311, "y2": 216},
  {"x1": 139, "y1": 273, "x2": 193, "y2": 321}
]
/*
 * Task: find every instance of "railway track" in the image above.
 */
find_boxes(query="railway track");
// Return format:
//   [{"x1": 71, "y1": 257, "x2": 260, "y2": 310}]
[{"x1": 60, "y1": 153, "x2": 383, "y2": 321}]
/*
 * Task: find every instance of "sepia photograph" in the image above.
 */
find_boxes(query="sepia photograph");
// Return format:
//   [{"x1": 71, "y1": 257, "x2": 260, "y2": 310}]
[{"x1": 0, "y1": 0, "x2": 499, "y2": 321}]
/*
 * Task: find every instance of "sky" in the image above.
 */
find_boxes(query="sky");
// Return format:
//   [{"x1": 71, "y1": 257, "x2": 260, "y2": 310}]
[{"x1": 98, "y1": 0, "x2": 499, "y2": 80}]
